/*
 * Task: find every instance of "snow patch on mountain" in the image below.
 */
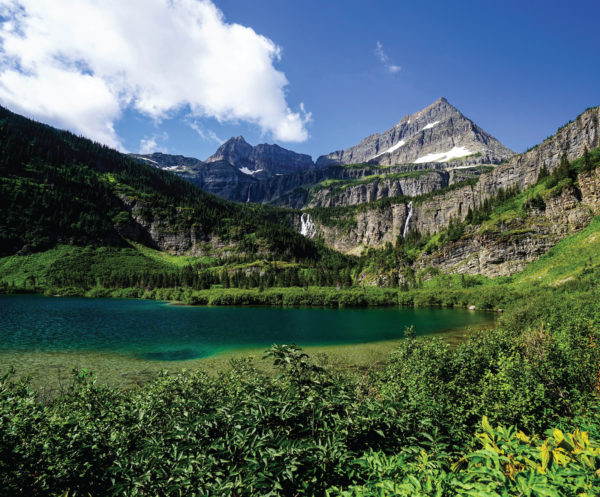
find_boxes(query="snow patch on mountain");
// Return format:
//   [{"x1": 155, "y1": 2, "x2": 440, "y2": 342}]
[
  {"x1": 139, "y1": 157, "x2": 159, "y2": 164},
  {"x1": 422, "y1": 121, "x2": 440, "y2": 130},
  {"x1": 414, "y1": 146, "x2": 473, "y2": 163},
  {"x1": 372, "y1": 140, "x2": 406, "y2": 159},
  {"x1": 239, "y1": 167, "x2": 264, "y2": 175}
]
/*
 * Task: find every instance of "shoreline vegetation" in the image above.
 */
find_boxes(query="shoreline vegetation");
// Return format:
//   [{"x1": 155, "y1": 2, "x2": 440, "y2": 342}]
[{"x1": 0, "y1": 284, "x2": 522, "y2": 311}]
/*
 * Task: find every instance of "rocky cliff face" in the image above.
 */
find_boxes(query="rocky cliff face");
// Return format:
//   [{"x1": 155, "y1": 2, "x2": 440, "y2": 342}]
[
  {"x1": 304, "y1": 169, "x2": 600, "y2": 276},
  {"x1": 306, "y1": 172, "x2": 448, "y2": 208},
  {"x1": 316, "y1": 97, "x2": 515, "y2": 167},
  {"x1": 302, "y1": 167, "x2": 488, "y2": 209},
  {"x1": 116, "y1": 196, "x2": 240, "y2": 257},
  {"x1": 206, "y1": 136, "x2": 317, "y2": 177},
  {"x1": 288, "y1": 204, "x2": 410, "y2": 254},
  {"x1": 311, "y1": 107, "x2": 600, "y2": 251},
  {"x1": 414, "y1": 175, "x2": 599, "y2": 278}
]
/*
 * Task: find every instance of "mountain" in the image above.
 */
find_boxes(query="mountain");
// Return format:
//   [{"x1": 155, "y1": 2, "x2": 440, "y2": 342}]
[
  {"x1": 205, "y1": 135, "x2": 317, "y2": 178},
  {"x1": 128, "y1": 152, "x2": 205, "y2": 173},
  {"x1": 131, "y1": 99, "x2": 515, "y2": 207},
  {"x1": 316, "y1": 97, "x2": 515, "y2": 167},
  {"x1": 304, "y1": 106, "x2": 600, "y2": 275},
  {"x1": 129, "y1": 137, "x2": 327, "y2": 202},
  {"x1": 128, "y1": 152, "x2": 257, "y2": 201},
  {"x1": 0, "y1": 104, "x2": 335, "y2": 264}
]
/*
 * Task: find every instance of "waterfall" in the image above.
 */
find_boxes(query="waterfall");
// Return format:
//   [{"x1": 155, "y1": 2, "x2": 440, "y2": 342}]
[
  {"x1": 402, "y1": 201, "x2": 413, "y2": 238},
  {"x1": 300, "y1": 213, "x2": 316, "y2": 239},
  {"x1": 246, "y1": 185, "x2": 251, "y2": 203}
]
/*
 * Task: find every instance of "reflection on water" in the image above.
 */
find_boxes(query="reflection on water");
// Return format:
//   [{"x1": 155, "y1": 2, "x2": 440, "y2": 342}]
[{"x1": 0, "y1": 294, "x2": 496, "y2": 392}]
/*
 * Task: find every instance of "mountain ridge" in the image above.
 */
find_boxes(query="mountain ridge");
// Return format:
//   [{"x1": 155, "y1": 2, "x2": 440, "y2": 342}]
[
  {"x1": 316, "y1": 97, "x2": 514, "y2": 167},
  {"x1": 205, "y1": 135, "x2": 318, "y2": 178},
  {"x1": 130, "y1": 98, "x2": 515, "y2": 205}
]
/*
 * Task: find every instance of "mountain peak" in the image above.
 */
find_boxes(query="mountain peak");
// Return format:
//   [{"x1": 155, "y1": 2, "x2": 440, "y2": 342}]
[
  {"x1": 204, "y1": 135, "x2": 315, "y2": 176},
  {"x1": 316, "y1": 98, "x2": 514, "y2": 167}
]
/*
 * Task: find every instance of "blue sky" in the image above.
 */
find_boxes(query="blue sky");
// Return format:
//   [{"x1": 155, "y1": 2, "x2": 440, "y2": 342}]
[{"x1": 0, "y1": 0, "x2": 598, "y2": 161}]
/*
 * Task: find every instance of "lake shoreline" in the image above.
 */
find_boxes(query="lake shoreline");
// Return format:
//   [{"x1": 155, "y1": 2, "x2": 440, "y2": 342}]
[
  {"x1": 1, "y1": 294, "x2": 497, "y2": 392},
  {"x1": 0, "y1": 285, "x2": 508, "y2": 311}
]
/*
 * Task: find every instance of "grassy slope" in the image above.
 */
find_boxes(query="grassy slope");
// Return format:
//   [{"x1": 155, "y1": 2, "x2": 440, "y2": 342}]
[
  {"x1": 418, "y1": 215, "x2": 600, "y2": 291},
  {"x1": 0, "y1": 244, "x2": 176, "y2": 286},
  {"x1": 512, "y1": 216, "x2": 600, "y2": 286}
]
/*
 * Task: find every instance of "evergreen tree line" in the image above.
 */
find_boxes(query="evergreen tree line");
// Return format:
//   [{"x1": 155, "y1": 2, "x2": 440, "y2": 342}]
[
  {"x1": 463, "y1": 183, "x2": 521, "y2": 225},
  {"x1": 0, "y1": 263, "x2": 359, "y2": 292}
]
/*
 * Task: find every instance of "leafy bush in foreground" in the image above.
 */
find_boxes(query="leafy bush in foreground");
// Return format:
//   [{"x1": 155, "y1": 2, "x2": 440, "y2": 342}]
[{"x1": 2, "y1": 290, "x2": 600, "y2": 496}]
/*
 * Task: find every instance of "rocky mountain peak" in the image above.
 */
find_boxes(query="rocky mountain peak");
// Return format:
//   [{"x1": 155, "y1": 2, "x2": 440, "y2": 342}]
[
  {"x1": 316, "y1": 98, "x2": 514, "y2": 167},
  {"x1": 205, "y1": 136, "x2": 317, "y2": 178},
  {"x1": 206, "y1": 136, "x2": 254, "y2": 165}
]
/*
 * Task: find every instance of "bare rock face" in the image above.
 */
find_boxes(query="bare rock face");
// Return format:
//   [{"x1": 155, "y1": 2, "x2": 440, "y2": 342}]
[
  {"x1": 266, "y1": 164, "x2": 487, "y2": 209},
  {"x1": 578, "y1": 168, "x2": 600, "y2": 214},
  {"x1": 117, "y1": 196, "x2": 239, "y2": 257},
  {"x1": 206, "y1": 136, "x2": 316, "y2": 177},
  {"x1": 305, "y1": 204, "x2": 410, "y2": 253},
  {"x1": 544, "y1": 188, "x2": 592, "y2": 234},
  {"x1": 316, "y1": 97, "x2": 514, "y2": 167},
  {"x1": 306, "y1": 172, "x2": 450, "y2": 208}
]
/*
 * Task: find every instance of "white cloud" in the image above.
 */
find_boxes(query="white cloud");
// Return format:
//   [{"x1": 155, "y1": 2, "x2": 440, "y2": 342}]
[
  {"x1": 186, "y1": 120, "x2": 224, "y2": 144},
  {"x1": 375, "y1": 41, "x2": 401, "y2": 73},
  {"x1": 139, "y1": 133, "x2": 168, "y2": 154},
  {"x1": 0, "y1": 0, "x2": 310, "y2": 149}
]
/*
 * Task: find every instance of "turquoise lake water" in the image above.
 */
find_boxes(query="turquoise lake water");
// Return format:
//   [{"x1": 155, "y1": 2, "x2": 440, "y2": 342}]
[{"x1": 0, "y1": 295, "x2": 497, "y2": 390}]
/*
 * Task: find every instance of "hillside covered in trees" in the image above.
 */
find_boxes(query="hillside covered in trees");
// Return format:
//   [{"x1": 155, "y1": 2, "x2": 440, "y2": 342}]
[{"x1": 0, "y1": 105, "x2": 355, "y2": 273}]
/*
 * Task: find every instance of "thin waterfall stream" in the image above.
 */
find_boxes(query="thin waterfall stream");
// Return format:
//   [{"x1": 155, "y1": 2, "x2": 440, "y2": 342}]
[{"x1": 403, "y1": 201, "x2": 413, "y2": 238}]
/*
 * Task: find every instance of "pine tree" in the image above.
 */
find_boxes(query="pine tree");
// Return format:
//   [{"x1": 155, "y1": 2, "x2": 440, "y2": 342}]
[
  {"x1": 290, "y1": 269, "x2": 300, "y2": 287},
  {"x1": 580, "y1": 146, "x2": 593, "y2": 172},
  {"x1": 465, "y1": 206, "x2": 473, "y2": 225},
  {"x1": 537, "y1": 163, "x2": 550, "y2": 182}
]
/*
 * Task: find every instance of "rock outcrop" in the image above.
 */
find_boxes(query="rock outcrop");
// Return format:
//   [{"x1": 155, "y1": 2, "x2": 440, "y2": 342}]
[
  {"x1": 316, "y1": 97, "x2": 515, "y2": 167},
  {"x1": 301, "y1": 168, "x2": 487, "y2": 209},
  {"x1": 205, "y1": 136, "x2": 317, "y2": 177},
  {"x1": 116, "y1": 196, "x2": 240, "y2": 257},
  {"x1": 414, "y1": 179, "x2": 597, "y2": 278}
]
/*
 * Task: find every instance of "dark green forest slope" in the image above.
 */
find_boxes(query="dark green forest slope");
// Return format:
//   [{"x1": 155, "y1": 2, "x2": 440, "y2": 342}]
[{"x1": 0, "y1": 106, "x2": 356, "y2": 277}]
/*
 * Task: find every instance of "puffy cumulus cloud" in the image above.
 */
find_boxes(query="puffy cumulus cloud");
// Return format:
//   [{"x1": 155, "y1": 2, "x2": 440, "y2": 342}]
[{"x1": 0, "y1": 0, "x2": 310, "y2": 150}]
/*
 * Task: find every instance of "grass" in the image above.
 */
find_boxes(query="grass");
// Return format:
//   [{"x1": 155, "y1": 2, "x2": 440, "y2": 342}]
[
  {"x1": 512, "y1": 216, "x2": 600, "y2": 286},
  {"x1": 0, "y1": 244, "x2": 176, "y2": 286},
  {"x1": 128, "y1": 241, "x2": 214, "y2": 266}
]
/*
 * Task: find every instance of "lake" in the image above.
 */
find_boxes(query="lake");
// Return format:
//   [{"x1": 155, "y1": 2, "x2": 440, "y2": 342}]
[{"x1": 0, "y1": 294, "x2": 497, "y2": 392}]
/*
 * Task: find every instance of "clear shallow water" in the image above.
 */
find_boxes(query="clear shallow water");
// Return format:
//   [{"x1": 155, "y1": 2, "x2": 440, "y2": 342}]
[{"x1": 0, "y1": 295, "x2": 496, "y2": 391}]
